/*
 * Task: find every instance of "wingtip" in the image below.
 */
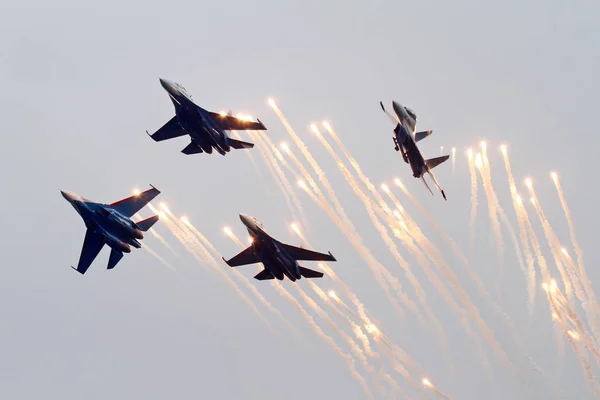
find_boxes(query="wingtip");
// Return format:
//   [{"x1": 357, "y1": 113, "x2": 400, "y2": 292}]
[
  {"x1": 148, "y1": 184, "x2": 161, "y2": 194},
  {"x1": 71, "y1": 266, "x2": 84, "y2": 275},
  {"x1": 221, "y1": 256, "x2": 231, "y2": 266},
  {"x1": 257, "y1": 118, "x2": 267, "y2": 130},
  {"x1": 329, "y1": 251, "x2": 337, "y2": 262}
]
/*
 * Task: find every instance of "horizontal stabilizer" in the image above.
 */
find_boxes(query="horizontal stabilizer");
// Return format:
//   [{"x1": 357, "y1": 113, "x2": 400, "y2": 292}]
[
  {"x1": 107, "y1": 249, "x2": 124, "y2": 270},
  {"x1": 182, "y1": 141, "x2": 203, "y2": 155},
  {"x1": 254, "y1": 269, "x2": 275, "y2": 280},
  {"x1": 136, "y1": 215, "x2": 159, "y2": 231},
  {"x1": 415, "y1": 130, "x2": 432, "y2": 142},
  {"x1": 147, "y1": 116, "x2": 187, "y2": 142},
  {"x1": 299, "y1": 266, "x2": 324, "y2": 279},
  {"x1": 228, "y1": 138, "x2": 254, "y2": 150},
  {"x1": 425, "y1": 155, "x2": 450, "y2": 171},
  {"x1": 222, "y1": 246, "x2": 259, "y2": 267},
  {"x1": 280, "y1": 243, "x2": 337, "y2": 262},
  {"x1": 110, "y1": 185, "x2": 161, "y2": 218}
]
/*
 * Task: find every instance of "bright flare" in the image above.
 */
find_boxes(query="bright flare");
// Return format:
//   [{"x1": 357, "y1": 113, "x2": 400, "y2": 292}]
[
  {"x1": 298, "y1": 180, "x2": 307, "y2": 189},
  {"x1": 281, "y1": 142, "x2": 290, "y2": 152},
  {"x1": 267, "y1": 98, "x2": 276, "y2": 107},
  {"x1": 543, "y1": 282, "x2": 549, "y2": 292},
  {"x1": 328, "y1": 290, "x2": 337, "y2": 299},
  {"x1": 467, "y1": 147, "x2": 473, "y2": 158},
  {"x1": 291, "y1": 223, "x2": 300, "y2": 234},
  {"x1": 561, "y1": 247, "x2": 569, "y2": 257},
  {"x1": 500, "y1": 144, "x2": 507, "y2": 154},
  {"x1": 322, "y1": 120, "x2": 331, "y2": 130},
  {"x1": 525, "y1": 178, "x2": 533, "y2": 188},
  {"x1": 567, "y1": 330, "x2": 580, "y2": 340},
  {"x1": 551, "y1": 171, "x2": 558, "y2": 182},
  {"x1": 422, "y1": 378, "x2": 433, "y2": 388},
  {"x1": 133, "y1": 188, "x2": 141, "y2": 196},
  {"x1": 381, "y1": 183, "x2": 389, "y2": 192},
  {"x1": 310, "y1": 124, "x2": 318, "y2": 134},
  {"x1": 223, "y1": 226, "x2": 233, "y2": 236},
  {"x1": 515, "y1": 194, "x2": 523, "y2": 205},
  {"x1": 181, "y1": 216, "x2": 190, "y2": 225}
]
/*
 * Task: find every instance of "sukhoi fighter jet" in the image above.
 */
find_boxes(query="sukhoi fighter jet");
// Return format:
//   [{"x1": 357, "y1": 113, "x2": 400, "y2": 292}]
[
  {"x1": 380, "y1": 100, "x2": 449, "y2": 200},
  {"x1": 222, "y1": 214, "x2": 337, "y2": 282},
  {"x1": 147, "y1": 78, "x2": 267, "y2": 155},
  {"x1": 62, "y1": 185, "x2": 161, "y2": 274}
]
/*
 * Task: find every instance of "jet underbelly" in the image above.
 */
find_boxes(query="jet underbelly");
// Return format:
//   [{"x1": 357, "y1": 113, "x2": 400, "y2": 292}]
[{"x1": 405, "y1": 142, "x2": 426, "y2": 178}]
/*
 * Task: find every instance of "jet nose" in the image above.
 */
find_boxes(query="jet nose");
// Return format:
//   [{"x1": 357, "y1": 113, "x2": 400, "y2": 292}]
[
  {"x1": 61, "y1": 190, "x2": 77, "y2": 202},
  {"x1": 159, "y1": 78, "x2": 172, "y2": 91},
  {"x1": 239, "y1": 213, "x2": 251, "y2": 224}
]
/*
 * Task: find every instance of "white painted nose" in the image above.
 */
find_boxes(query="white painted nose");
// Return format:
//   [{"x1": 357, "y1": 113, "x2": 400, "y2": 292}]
[
  {"x1": 61, "y1": 190, "x2": 78, "y2": 203},
  {"x1": 239, "y1": 213, "x2": 253, "y2": 226}
]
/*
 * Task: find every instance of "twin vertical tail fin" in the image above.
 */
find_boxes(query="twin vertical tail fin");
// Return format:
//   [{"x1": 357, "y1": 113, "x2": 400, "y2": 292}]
[
  {"x1": 424, "y1": 155, "x2": 450, "y2": 170},
  {"x1": 423, "y1": 155, "x2": 449, "y2": 201},
  {"x1": 415, "y1": 130, "x2": 433, "y2": 142},
  {"x1": 107, "y1": 249, "x2": 124, "y2": 270}
]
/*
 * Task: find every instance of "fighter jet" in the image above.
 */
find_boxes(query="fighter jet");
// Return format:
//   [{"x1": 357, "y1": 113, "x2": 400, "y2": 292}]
[
  {"x1": 222, "y1": 214, "x2": 337, "y2": 281},
  {"x1": 380, "y1": 100, "x2": 449, "y2": 200},
  {"x1": 62, "y1": 185, "x2": 161, "y2": 274},
  {"x1": 146, "y1": 78, "x2": 267, "y2": 156}
]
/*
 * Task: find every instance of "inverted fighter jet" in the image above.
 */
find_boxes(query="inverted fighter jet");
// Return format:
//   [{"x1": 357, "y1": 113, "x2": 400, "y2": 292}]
[{"x1": 62, "y1": 185, "x2": 161, "y2": 274}]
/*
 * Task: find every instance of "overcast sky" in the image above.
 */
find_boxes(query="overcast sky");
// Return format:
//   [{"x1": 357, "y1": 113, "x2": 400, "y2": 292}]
[{"x1": 1, "y1": 0, "x2": 600, "y2": 399}]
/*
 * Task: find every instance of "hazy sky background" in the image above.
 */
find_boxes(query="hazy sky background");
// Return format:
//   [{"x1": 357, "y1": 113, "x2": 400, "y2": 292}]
[{"x1": 1, "y1": 0, "x2": 600, "y2": 398}]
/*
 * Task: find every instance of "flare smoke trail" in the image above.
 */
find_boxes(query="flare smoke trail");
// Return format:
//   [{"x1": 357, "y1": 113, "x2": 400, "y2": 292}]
[
  {"x1": 290, "y1": 226, "x2": 380, "y2": 360},
  {"x1": 500, "y1": 147, "x2": 537, "y2": 314},
  {"x1": 393, "y1": 182, "x2": 555, "y2": 394},
  {"x1": 476, "y1": 144, "x2": 503, "y2": 262},
  {"x1": 467, "y1": 149, "x2": 479, "y2": 254},
  {"x1": 311, "y1": 124, "x2": 447, "y2": 353},
  {"x1": 526, "y1": 185, "x2": 577, "y2": 306},
  {"x1": 278, "y1": 138, "x2": 410, "y2": 322},
  {"x1": 247, "y1": 129, "x2": 310, "y2": 229},
  {"x1": 552, "y1": 173, "x2": 600, "y2": 343},
  {"x1": 143, "y1": 244, "x2": 176, "y2": 271},
  {"x1": 175, "y1": 217, "x2": 298, "y2": 336},
  {"x1": 229, "y1": 223, "x2": 375, "y2": 400},
  {"x1": 294, "y1": 176, "x2": 407, "y2": 320},
  {"x1": 451, "y1": 147, "x2": 456, "y2": 174},
  {"x1": 153, "y1": 204, "x2": 275, "y2": 331},
  {"x1": 132, "y1": 211, "x2": 181, "y2": 263}
]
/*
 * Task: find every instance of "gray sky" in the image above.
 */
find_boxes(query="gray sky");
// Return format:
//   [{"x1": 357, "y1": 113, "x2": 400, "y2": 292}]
[{"x1": 1, "y1": 0, "x2": 600, "y2": 398}]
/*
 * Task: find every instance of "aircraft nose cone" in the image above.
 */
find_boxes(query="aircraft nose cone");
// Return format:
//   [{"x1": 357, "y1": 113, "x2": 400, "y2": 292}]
[
  {"x1": 61, "y1": 190, "x2": 77, "y2": 202},
  {"x1": 239, "y1": 213, "x2": 250, "y2": 224},
  {"x1": 392, "y1": 101, "x2": 403, "y2": 115},
  {"x1": 159, "y1": 78, "x2": 172, "y2": 90}
]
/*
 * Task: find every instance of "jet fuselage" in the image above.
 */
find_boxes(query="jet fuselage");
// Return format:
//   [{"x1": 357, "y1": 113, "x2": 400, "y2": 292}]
[
  {"x1": 391, "y1": 101, "x2": 427, "y2": 178},
  {"x1": 240, "y1": 214, "x2": 302, "y2": 281},
  {"x1": 159, "y1": 79, "x2": 231, "y2": 155}
]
